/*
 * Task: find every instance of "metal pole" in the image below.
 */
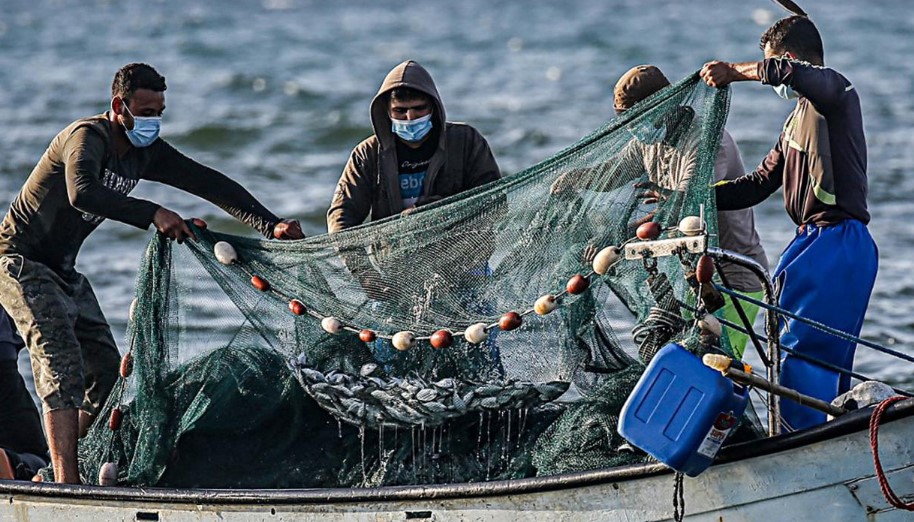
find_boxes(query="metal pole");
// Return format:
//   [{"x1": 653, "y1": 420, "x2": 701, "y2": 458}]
[
  {"x1": 706, "y1": 247, "x2": 781, "y2": 435},
  {"x1": 703, "y1": 354, "x2": 845, "y2": 418}
]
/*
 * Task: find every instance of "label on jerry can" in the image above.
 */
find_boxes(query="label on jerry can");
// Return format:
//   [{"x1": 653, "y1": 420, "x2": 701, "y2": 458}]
[{"x1": 695, "y1": 411, "x2": 738, "y2": 459}]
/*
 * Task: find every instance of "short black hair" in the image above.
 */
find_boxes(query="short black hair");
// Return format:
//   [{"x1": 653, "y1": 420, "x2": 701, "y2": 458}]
[
  {"x1": 111, "y1": 63, "x2": 167, "y2": 104},
  {"x1": 760, "y1": 16, "x2": 824, "y2": 64},
  {"x1": 388, "y1": 87, "x2": 430, "y2": 103}
]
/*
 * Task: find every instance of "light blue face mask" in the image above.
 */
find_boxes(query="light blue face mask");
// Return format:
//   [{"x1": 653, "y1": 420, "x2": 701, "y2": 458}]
[
  {"x1": 391, "y1": 113, "x2": 433, "y2": 143},
  {"x1": 772, "y1": 84, "x2": 799, "y2": 101},
  {"x1": 120, "y1": 101, "x2": 162, "y2": 148}
]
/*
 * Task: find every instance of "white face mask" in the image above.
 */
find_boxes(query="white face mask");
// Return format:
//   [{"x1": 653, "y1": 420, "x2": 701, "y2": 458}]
[
  {"x1": 116, "y1": 99, "x2": 162, "y2": 147},
  {"x1": 772, "y1": 84, "x2": 799, "y2": 101},
  {"x1": 391, "y1": 113, "x2": 433, "y2": 142}
]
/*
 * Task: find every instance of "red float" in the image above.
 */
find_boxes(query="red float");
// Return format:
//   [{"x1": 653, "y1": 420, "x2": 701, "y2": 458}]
[
  {"x1": 636, "y1": 221, "x2": 662, "y2": 240},
  {"x1": 288, "y1": 299, "x2": 306, "y2": 316},
  {"x1": 499, "y1": 311, "x2": 523, "y2": 331},
  {"x1": 251, "y1": 275, "x2": 270, "y2": 291},
  {"x1": 109, "y1": 408, "x2": 123, "y2": 431},
  {"x1": 359, "y1": 329, "x2": 377, "y2": 343},
  {"x1": 191, "y1": 218, "x2": 208, "y2": 229},
  {"x1": 119, "y1": 352, "x2": 133, "y2": 379},
  {"x1": 566, "y1": 274, "x2": 590, "y2": 295},
  {"x1": 696, "y1": 255, "x2": 715, "y2": 284},
  {"x1": 430, "y1": 329, "x2": 454, "y2": 349}
]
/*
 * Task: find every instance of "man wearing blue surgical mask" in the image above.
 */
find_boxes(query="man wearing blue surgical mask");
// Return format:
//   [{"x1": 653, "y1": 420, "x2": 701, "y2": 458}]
[
  {"x1": 328, "y1": 60, "x2": 503, "y2": 378},
  {"x1": 0, "y1": 62, "x2": 304, "y2": 483},
  {"x1": 328, "y1": 60, "x2": 500, "y2": 232},
  {"x1": 699, "y1": 15, "x2": 877, "y2": 432}
]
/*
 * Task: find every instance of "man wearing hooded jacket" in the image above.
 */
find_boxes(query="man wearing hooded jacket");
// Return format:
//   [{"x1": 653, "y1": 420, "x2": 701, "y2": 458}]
[
  {"x1": 328, "y1": 60, "x2": 500, "y2": 232},
  {"x1": 327, "y1": 60, "x2": 503, "y2": 378}
]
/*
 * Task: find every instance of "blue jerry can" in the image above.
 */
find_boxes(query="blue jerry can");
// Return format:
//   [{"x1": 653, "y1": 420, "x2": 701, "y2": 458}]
[{"x1": 618, "y1": 343, "x2": 750, "y2": 477}]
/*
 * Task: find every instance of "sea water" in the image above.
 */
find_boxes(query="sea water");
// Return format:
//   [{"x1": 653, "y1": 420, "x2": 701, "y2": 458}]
[{"x1": 1, "y1": 0, "x2": 912, "y2": 394}]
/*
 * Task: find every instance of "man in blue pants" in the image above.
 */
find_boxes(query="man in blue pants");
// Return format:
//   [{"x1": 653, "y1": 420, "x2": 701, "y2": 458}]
[{"x1": 699, "y1": 15, "x2": 878, "y2": 431}]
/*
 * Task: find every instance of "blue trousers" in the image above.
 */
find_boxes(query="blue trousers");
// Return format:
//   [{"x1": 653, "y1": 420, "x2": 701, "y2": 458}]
[{"x1": 775, "y1": 220, "x2": 877, "y2": 431}]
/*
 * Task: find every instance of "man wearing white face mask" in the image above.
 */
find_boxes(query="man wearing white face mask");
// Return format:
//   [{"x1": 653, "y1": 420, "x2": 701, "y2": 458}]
[
  {"x1": 699, "y1": 15, "x2": 877, "y2": 432},
  {"x1": 0, "y1": 63, "x2": 304, "y2": 483}
]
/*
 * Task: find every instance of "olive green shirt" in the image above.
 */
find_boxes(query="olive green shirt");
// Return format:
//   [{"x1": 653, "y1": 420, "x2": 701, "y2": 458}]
[{"x1": 0, "y1": 114, "x2": 280, "y2": 272}]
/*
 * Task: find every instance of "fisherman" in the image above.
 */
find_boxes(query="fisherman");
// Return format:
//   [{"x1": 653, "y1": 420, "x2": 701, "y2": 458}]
[
  {"x1": 700, "y1": 15, "x2": 877, "y2": 431},
  {"x1": 613, "y1": 65, "x2": 769, "y2": 358},
  {"x1": 551, "y1": 65, "x2": 769, "y2": 359},
  {"x1": 327, "y1": 59, "x2": 500, "y2": 234},
  {"x1": 327, "y1": 60, "x2": 503, "y2": 378},
  {"x1": 0, "y1": 63, "x2": 304, "y2": 483}
]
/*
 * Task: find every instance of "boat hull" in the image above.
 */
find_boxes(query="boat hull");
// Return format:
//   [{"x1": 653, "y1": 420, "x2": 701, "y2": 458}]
[{"x1": 2, "y1": 400, "x2": 913, "y2": 521}]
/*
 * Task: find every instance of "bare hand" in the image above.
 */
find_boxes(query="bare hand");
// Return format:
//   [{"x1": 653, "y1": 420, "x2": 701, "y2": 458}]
[
  {"x1": 273, "y1": 219, "x2": 304, "y2": 240},
  {"x1": 550, "y1": 172, "x2": 576, "y2": 195},
  {"x1": 153, "y1": 207, "x2": 196, "y2": 243},
  {"x1": 633, "y1": 181, "x2": 669, "y2": 205},
  {"x1": 700, "y1": 61, "x2": 735, "y2": 88},
  {"x1": 400, "y1": 205, "x2": 417, "y2": 217},
  {"x1": 356, "y1": 267, "x2": 394, "y2": 301},
  {"x1": 581, "y1": 243, "x2": 599, "y2": 265}
]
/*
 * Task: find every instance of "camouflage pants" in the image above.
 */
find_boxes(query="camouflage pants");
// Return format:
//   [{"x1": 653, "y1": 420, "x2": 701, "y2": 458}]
[{"x1": 0, "y1": 255, "x2": 119, "y2": 414}]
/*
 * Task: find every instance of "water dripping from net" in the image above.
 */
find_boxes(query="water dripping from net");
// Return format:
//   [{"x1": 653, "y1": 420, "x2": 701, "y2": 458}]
[{"x1": 359, "y1": 424, "x2": 367, "y2": 484}]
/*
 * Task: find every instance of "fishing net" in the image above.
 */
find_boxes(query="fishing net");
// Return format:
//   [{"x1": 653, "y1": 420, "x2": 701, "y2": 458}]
[{"x1": 77, "y1": 73, "x2": 760, "y2": 488}]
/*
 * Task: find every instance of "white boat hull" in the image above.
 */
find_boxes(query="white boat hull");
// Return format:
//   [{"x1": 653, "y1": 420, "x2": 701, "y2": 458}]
[{"x1": 2, "y1": 401, "x2": 913, "y2": 521}]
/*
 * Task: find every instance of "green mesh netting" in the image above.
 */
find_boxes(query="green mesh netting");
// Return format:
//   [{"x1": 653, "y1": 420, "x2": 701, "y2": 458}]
[{"x1": 78, "y1": 73, "x2": 759, "y2": 488}]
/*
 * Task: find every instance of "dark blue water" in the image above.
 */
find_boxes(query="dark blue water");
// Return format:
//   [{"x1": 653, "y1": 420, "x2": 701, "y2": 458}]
[{"x1": 2, "y1": 0, "x2": 912, "y2": 387}]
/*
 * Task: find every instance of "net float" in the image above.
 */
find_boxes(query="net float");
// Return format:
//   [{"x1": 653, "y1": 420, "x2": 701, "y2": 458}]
[
  {"x1": 696, "y1": 255, "x2": 715, "y2": 284},
  {"x1": 98, "y1": 462, "x2": 118, "y2": 486},
  {"x1": 251, "y1": 275, "x2": 270, "y2": 291},
  {"x1": 592, "y1": 246, "x2": 621, "y2": 275},
  {"x1": 213, "y1": 241, "x2": 238, "y2": 265},
  {"x1": 534, "y1": 294, "x2": 557, "y2": 315},
  {"x1": 464, "y1": 323, "x2": 489, "y2": 344},
  {"x1": 499, "y1": 311, "x2": 523, "y2": 331},
  {"x1": 321, "y1": 317, "x2": 343, "y2": 334},
  {"x1": 678, "y1": 215, "x2": 703, "y2": 236},
  {"x1": 191, "y1": 218, "x2": 208, "y2": 229},
  {"x1": 128, "y1": 298, "x2": 137, "y2": 321},
  {"x1": 109, "y1": 408, "x2": 123, "y2": 431},
  {"x1": 392, "y1": 331, "x2": 417, "y2": 351},
  {"x1": 566, "y1": 274, "x2": 590, "y2": 295},
  {"x1": 288, "y1": 299, "x2": 306, "y2": 316},
  {"x1": 636, "y1": 221, "x2": 662, "y2": 240},
  {"x1": 359, "y1": 329, "x2": 377, "y2": 343},
  {"x1": 430, "y1": 329, "x2": 454, "y2": 349},
  {"x1": 119, "y1": 352, "x2": 133, "y2": 378}
]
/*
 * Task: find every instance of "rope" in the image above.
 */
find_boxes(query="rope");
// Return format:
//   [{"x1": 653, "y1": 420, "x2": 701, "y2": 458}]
[
  {"x1": 714, "y1": 285, "x2": 914, "y2": 365},
  {"x1": 869, "y1": 396, "x2": 914, "y2": 511},
  {"x1": 707, "y1": 309, "x2": 914, "y2": 398},
  {"x1": 672, "y1": 471, "x2": 685, "y2": 522}
]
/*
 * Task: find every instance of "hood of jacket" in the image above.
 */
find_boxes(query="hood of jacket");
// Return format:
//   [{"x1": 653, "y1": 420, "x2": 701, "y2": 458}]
[{"x1": 370, "y1": 60, "x2": 446, "y2": 151}]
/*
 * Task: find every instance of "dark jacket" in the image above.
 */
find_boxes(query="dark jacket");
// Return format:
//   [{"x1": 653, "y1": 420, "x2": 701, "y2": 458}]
[
  {"x1": 716, "y1": 57, "x2": 869, "y2": 227},
  {"x1": 327, "y1": 60, "x2": 500, "y2": 232}
]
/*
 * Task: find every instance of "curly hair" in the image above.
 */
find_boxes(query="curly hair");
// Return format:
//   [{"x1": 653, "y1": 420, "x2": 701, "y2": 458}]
[
  {"x1": 111, "y1": 63, "x2": 167, "y2": 104},
  {"x1": 760, "y1": 16, "x2": 824, "y2": 64}
]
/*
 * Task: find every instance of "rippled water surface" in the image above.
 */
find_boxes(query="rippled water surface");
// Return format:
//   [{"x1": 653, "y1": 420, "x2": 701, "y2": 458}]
[{"x1": 2, "y1": 0, "x2": 913, "y2": 388}]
